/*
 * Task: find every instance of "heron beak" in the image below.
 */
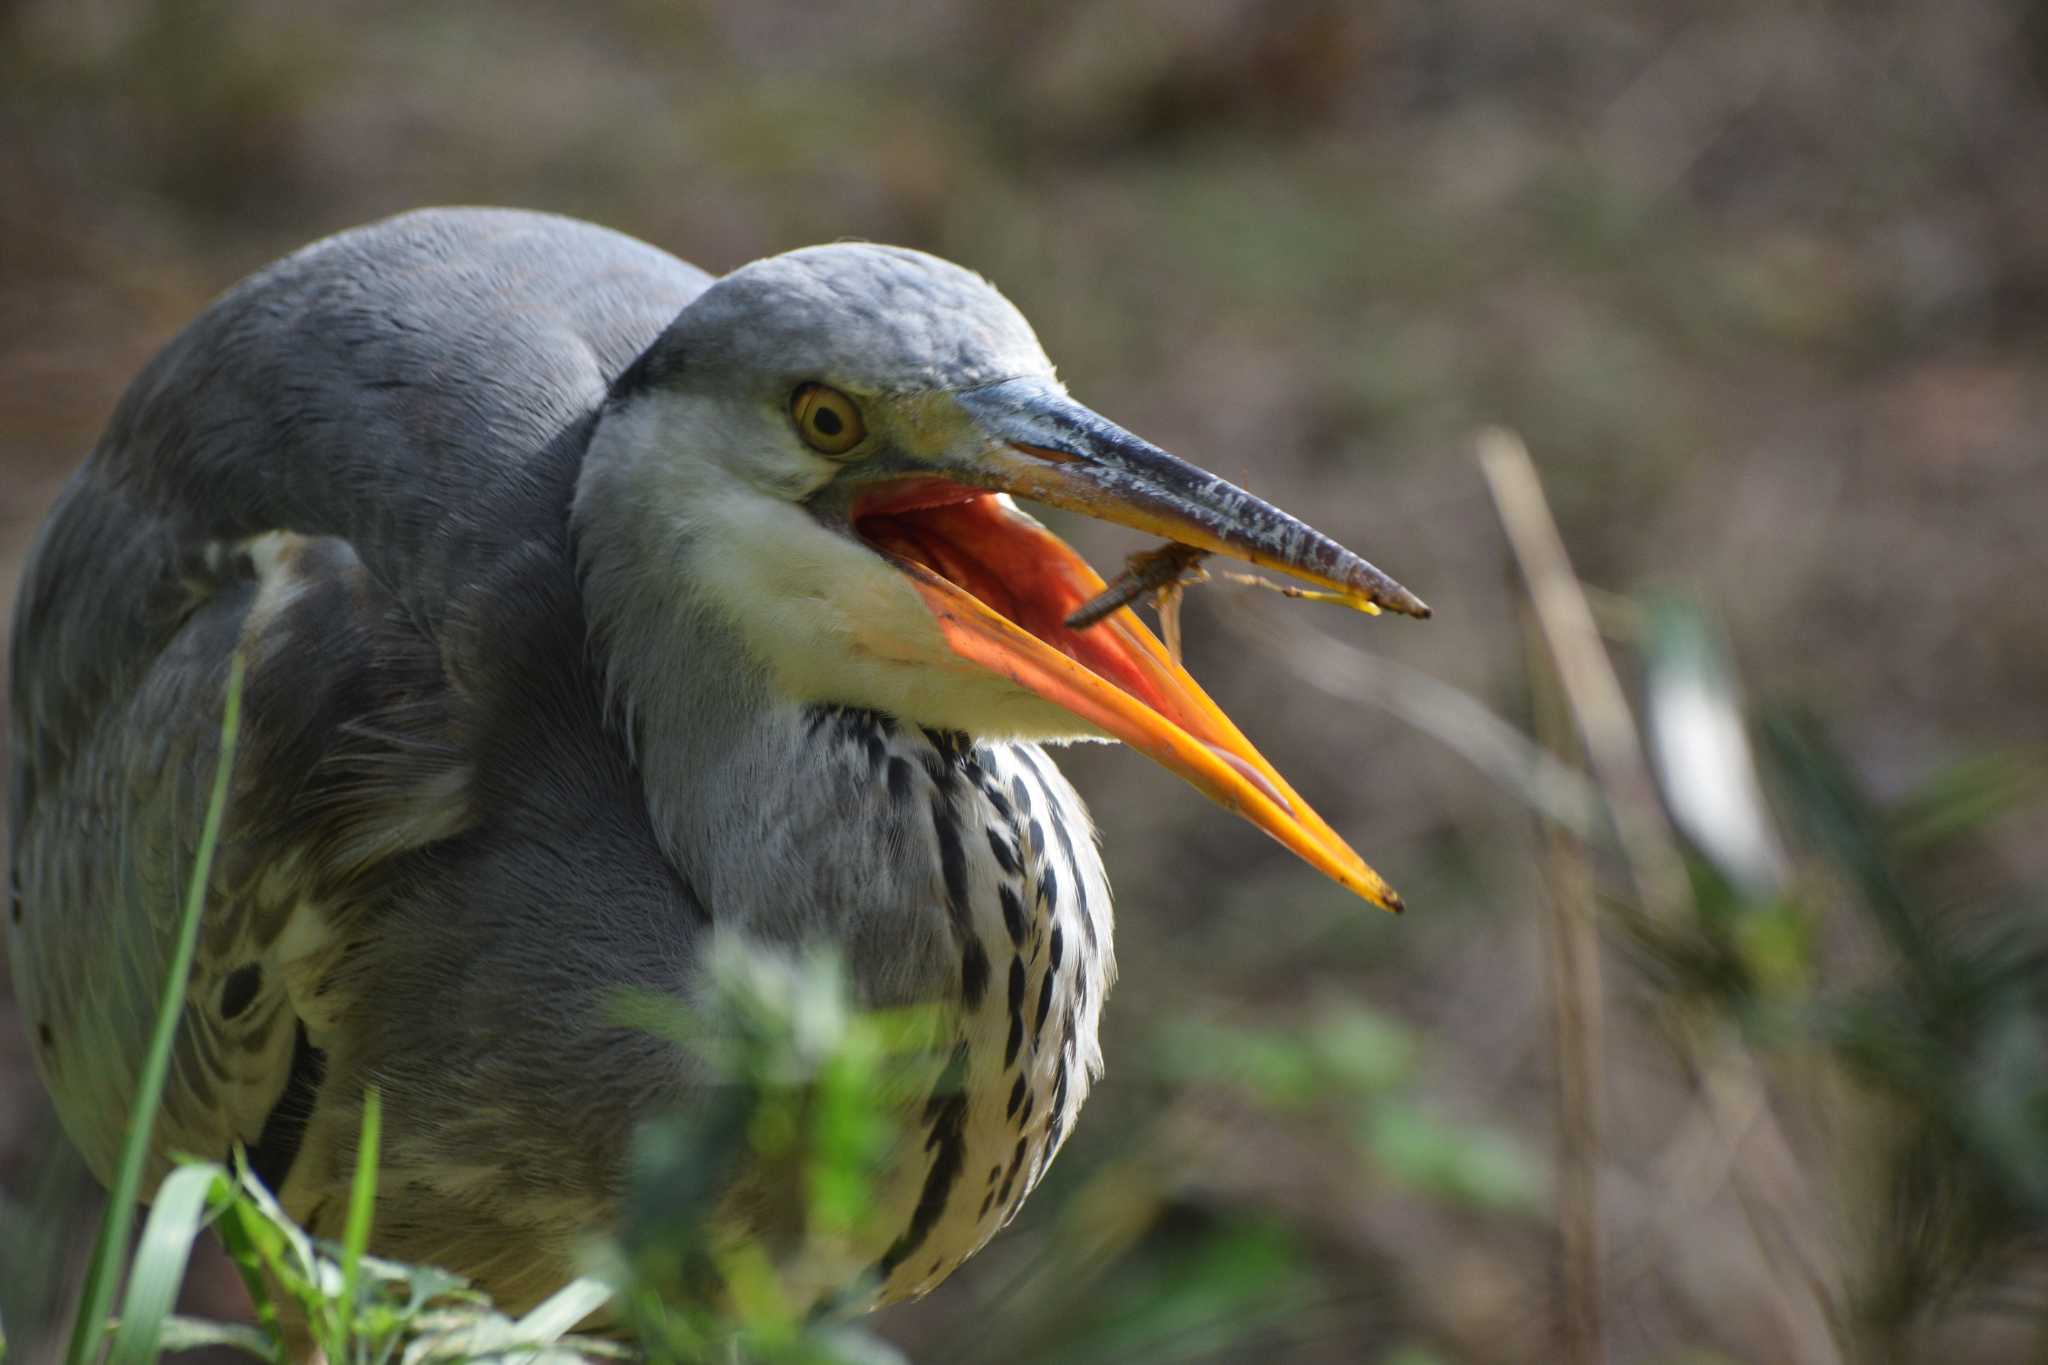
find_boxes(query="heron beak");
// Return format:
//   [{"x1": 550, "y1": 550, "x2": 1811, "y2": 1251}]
[{"x1": 846, "y1": 378, "x2": 1427, "y2": 913}]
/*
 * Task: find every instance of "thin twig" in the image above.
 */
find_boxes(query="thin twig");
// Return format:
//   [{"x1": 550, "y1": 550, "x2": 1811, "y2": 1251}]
[
  {"x1": 1477, "y1": 427, "x2": 1692, "y2": 924},
  {"x1": 1481, "y1": 429, "x2": 1846, "y2": 1364},
  {"x1": 1527, "y1": 607, "x2": 1608, "y2": 1365}
]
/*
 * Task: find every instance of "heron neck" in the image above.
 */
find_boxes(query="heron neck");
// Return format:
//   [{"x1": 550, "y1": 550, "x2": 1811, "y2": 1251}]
[{"x1": 573, "y1": 412, "x2": 957, "y2": 1000}]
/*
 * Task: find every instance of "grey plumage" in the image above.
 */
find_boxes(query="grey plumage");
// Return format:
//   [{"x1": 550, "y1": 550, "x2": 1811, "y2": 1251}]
[{"x1": 8, "y1": 209, "x2": 1110, "y2": 1308}]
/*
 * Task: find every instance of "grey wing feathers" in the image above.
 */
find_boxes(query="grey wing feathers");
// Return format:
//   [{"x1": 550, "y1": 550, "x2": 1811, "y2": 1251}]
[
  {"x1": 9, "y1": 523, "x2": 452, "y2": 1185},
  {"x1": 6, "y1": 208, "x2": 712, "y2": 1191}
]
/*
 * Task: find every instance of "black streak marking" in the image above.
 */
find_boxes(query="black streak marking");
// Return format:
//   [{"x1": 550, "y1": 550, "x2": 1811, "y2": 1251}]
[
  {"x1": 995, "y1": 1135, "x2": 1028, "y2": 1208},
  {"x1": 931, "y1": 798, "x2": 969, "y2": 906},
  {"x1": 1033, "y1": 967, "x2": 1055, "y2": 1039},
  {"x1": 888, "y1": 756, "x2": 914, "y2": 802},
  {"x1": 1039, "y1": 1119, "x2": 1065, "y2": 1183},
  {"x1": 1038, "y1": 863, "x2": 1059, "y2": 911},
  {"x1": 922, "y1": 727, "x2": 971, "y2": 773},
  {"x1": 1035, "y1": 1057, "x2": 1073, "y2": 1185},
  {"x1": 917, "y1": 727, "x2": 967, "y2": 790},
  {"x1": 1050, "y1": 812, "x2": 1099, "y2": 950},
  {"x1": 1050, "y1": 810, "x2": 1079, "y2": 862},
  {"x1": 986, "y1": 827, "x2": 1019, "y2": 877},
  {"x1": 220, "y1": 964, "x2": 261, "y2": 1020},
  {"x1": 1006, "y1": 1074, "x2": 1026, "y2": 1119},
  {"x1": 1028, "y1": 819, "x2": 1045, "y2": 857},
  {"x1": 876, "y1": 1043, "x2": 970, "y2": 1281},
  {"x1": 999, "y1": 884, "x2": 1027, "y2": 945},
  {"x1": 1014, "y1": 747, "x2": 1065, "y2": 818},
  {"x1": 1006, "y1": 957, "x2": 1026, "y2": 1067},
  {"x1": 247, "y1": 1021, "x2": 327, "y2": 1194},
  {"x1": 1049, "y1": 925, "x2": 1065, "y2": 973},
  {"x1": 1011, "y1": 776, "x2": 1032, "y2": 813},
  {"x1": 960, "y1": 940, "x2": 990, "y2": 1012},
  {"x1": 931, "y1": 797, "x2": 986, "y2": 1010}
]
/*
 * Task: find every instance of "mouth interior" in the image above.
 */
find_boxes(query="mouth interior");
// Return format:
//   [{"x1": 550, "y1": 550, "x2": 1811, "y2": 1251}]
[{"x1": 851, "y1": 479, "x2": 1175, "y2": 714}]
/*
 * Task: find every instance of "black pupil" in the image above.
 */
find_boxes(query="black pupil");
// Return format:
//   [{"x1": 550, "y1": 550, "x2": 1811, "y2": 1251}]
[{"x1": 813, "y1": 405, "x2": 844, "y2": 437}]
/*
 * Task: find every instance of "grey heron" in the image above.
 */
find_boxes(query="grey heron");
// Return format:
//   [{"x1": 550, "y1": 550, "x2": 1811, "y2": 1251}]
[{"x1": 7, "y1": 208, "x2": 1427, "y2": 1313}]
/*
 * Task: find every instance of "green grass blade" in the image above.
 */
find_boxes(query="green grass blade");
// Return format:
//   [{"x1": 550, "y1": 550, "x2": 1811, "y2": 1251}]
[
  {"x1": 339, "y1": 1086, "x2": 383, "y2": 1334},
  {"x1": 107, "y1": 1164, "x2": 230, "y2": 1365},
  {"x1": 208, "y1": 1197, "x2": 286, "y2": 1362},
  {"x1": 66, "y1": 657, "x2": 244, "y2": 1365},
  {"x1": 229, "y1": 1151, "x2": 321, "y2": 1287}
]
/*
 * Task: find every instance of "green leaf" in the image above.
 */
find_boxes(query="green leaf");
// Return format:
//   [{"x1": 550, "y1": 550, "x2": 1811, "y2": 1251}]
[
  {"x1": 340, "y1": 1087, "x2": 384, "y2": 1331},
  {"x1": 1893, "y1": 751, "x2": 2048, "y2": 852},
  {"x1": 109, "y1": 1164, "x2": 230, "y2": 1365},
  {"x1": 512, "y1": 1278, "x2": 614, "y2": 1345},
  {"x1": 1761, "y1": 708, "x2": 1935, "y2": 987},
  {"x1": 1154, "y1": 1017, "x2": 1322, "y2": 1109},
  {"x1": 68, "y1": 657, "x2": 244, "y2": 1365},
  {"x1": 1729, "y1": 898, "x2": 1815, "y2": 999},
  {"x1": 151, "y1": 1318, "x2": 276, "y2": 1360},
  {"x1": 1365, "y1": 1103, "x2": 1545, "y2": 1212},
  {"x1": 363, "y1": 1254, "x2": 473, "y2": 1312},
  {"x1": 230, "y1": 1156, "x2": 321, "y2": 1285},
  {"x1": 1378, "y1": 1348, "x2": 1457, "y2": 1365},
  {"x1": 207, "y1": 1189, "x2": 286, "y2": 1358},
  {"x1": 1308, "y1": 1005, "x2": 1416, "y2": 1096}
]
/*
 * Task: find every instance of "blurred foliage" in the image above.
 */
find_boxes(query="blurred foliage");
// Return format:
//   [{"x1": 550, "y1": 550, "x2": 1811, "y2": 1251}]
[
  {"x1": 606, "y1": 947, "x2": 942, "y2": 1362},
  {"x1": 1763, "y1": 710, "x2": 2048, "y2": 1336},
  {"x1": 1158, "y1": 1007, "x2": 1543, "y2": 1213}
]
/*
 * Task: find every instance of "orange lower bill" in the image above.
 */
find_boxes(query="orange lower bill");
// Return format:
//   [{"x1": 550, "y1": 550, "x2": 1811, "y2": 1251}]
[{"x1": 857, "y1": 492, "x2": 1402, "y2": 913}]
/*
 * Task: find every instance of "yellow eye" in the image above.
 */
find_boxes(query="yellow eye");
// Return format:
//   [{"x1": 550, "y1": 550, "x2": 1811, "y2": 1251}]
[{"x1": 791, "y1": 383, "x2": 866, "y2": 456}]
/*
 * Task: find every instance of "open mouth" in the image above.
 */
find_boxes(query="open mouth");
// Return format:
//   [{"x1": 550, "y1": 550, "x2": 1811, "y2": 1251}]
[
  {"x1": 854, "y1": 481, "x2": 1173, "y2": 716},
  {"x1": 848, "y1": 476, "x2": 1402, "y2": 911}
]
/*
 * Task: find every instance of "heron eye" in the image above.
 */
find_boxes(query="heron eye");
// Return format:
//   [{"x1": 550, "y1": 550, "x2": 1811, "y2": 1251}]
[{"x1": 791, "y1": 383, "x2": 866, "y2": 456}]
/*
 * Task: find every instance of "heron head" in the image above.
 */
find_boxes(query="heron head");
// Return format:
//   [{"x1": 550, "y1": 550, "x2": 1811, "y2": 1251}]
[{"x1": 584, "y1": 243, "x2": 1427, "y2": 911}]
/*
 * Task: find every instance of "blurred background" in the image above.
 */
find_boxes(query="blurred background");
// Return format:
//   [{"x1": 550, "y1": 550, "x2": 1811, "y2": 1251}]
[{"x1": 4, "y1": 1, "x2": 2048, "y2": 1361}]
